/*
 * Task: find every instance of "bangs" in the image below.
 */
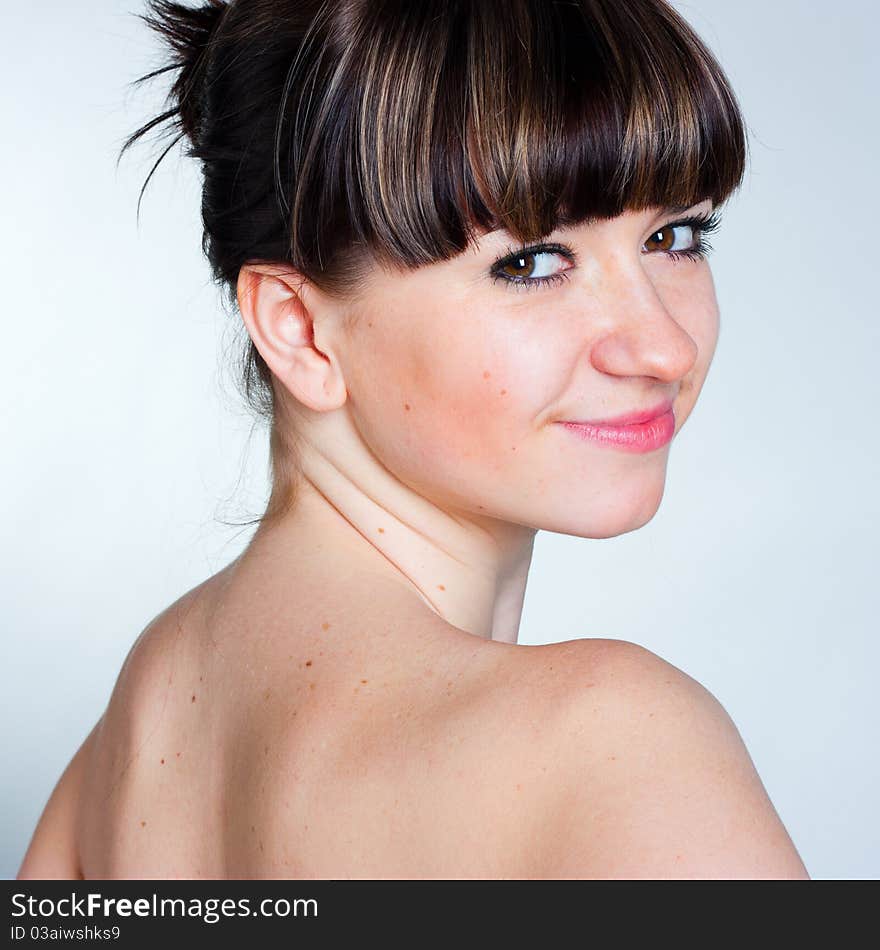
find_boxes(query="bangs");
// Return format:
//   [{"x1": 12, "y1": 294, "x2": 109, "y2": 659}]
[{"x1": 288, "y1": 0, "x2": 748, "y2": 276}]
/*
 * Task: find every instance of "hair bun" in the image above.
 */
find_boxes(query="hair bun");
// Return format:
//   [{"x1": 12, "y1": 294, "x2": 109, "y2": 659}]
[{"x1": 139, "y1": 0, "x2": 229, "y2": 145}]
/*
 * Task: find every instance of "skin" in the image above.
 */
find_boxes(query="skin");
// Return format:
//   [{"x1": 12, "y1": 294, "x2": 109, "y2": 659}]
[{"x1": 18, "y1": 199, "x2": 809, "y2": 878}]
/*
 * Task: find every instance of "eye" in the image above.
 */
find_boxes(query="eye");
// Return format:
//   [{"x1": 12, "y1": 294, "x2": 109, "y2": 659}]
[
  {"x1": 490, "y1": 243, "x2": 576, "y2": 293},
  {"x1": 644, "y1": 210, "x2": 722, "y2": 263}
]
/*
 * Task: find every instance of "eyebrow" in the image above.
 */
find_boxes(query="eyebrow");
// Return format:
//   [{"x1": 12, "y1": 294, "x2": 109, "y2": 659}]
[
  {"x1": 660, "y1": 201, "x2": 713, "y2": 216},
  {"x1": 479, "y1": 200, "x2": 711, "y2": 243}
]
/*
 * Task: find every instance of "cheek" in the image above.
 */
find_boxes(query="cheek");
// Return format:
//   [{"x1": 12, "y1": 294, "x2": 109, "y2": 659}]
[
  {"x1": 662, "y1": 274, "x2": 720, "y2": 426},
  {"x1": 352, "y1": 305, "x2": 558, "y2": 491},
  {"x1": 682, "y1": 289, "x2": 719, "y2": 383},
  {"x1": 406, "y1": 330, "x2": 548, "y2": 471}
]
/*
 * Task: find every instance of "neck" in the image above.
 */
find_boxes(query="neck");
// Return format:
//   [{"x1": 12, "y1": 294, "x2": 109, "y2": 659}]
[{"x1": 247, "y1": 414, "x2": 537, "y2": 643}]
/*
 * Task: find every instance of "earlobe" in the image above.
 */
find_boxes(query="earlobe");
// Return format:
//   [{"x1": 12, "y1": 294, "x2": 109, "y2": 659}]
[{"x1": 235, "y1": 264, "x2": 348, "y2": 413}]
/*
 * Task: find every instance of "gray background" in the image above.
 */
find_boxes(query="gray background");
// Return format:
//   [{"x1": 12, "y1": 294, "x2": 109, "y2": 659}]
[{"x1": 2, "y1": 1, "x2": 877, "y2": 879}]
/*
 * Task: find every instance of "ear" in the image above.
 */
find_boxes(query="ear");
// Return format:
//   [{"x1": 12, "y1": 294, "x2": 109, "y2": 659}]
[{"x1": 236, "y1": 264, "x2": 348, "y2": 412}]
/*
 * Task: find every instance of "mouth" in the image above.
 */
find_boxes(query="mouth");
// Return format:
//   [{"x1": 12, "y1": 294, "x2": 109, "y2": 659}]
[
  {"x1": 564, "y1": 398, "x2": 675, "y2": 427},
  {"x1": 556, "y1": 399, "x2": 676, "y2": 454}
]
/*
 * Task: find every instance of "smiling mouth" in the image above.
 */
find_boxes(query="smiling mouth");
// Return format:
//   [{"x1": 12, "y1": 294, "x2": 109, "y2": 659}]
[
  {"x1": 563, "y1": 397, "x2": 675, "y2": 427},
  {"x1": 556, "y1": 403, "x2": 676, "y2": 453}
]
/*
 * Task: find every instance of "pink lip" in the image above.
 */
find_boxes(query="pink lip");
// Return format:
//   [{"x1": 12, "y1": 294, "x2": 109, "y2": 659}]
[
  {"x1": 557, "y1": 399, "x2": 676, "y2": 453},
  {"x1": 568, "y1": 399, "x2": 675, "y2": 427}
]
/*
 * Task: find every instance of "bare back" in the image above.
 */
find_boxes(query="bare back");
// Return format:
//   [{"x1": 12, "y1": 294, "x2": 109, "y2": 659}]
[
  {"x1": 26, "y1": 533, "x2": 808, "y2": 880},
  {"x1": 73, "y1": 562, "x2": 580, "y2": 879}
]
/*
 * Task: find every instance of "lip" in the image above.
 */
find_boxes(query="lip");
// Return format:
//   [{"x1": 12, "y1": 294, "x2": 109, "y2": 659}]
[
  {"x1": 566, "y1": 398, "x2": 675, "y2": 427},
  {"x1": 556, "y1": 400, "x2": 676, "y2": 454}
]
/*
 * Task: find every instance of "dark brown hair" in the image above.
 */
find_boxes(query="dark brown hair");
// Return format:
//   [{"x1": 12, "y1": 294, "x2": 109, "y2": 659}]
[{"x1": 120, "y1": 0, "x2": 748, "y2": 525}]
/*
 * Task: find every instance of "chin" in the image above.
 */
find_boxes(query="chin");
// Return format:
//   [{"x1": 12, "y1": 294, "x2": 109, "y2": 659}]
[{"x1": 541, "y1": 473, "x2": 668, "y2": 539}]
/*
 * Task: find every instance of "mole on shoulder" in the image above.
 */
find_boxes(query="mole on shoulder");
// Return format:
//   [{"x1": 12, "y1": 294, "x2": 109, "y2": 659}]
[
  {"x1": 305, "y1": 660, "x2": 312, "y2": 667},
  {"x1": 191, "y1": 694, "x2": 196, "y2": 703}
]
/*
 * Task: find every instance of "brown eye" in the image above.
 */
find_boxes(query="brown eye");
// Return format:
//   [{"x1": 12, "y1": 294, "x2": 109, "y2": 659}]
[
  {"x1": 490, "y1": 244, "x2": 576, "y2": 292},
  {"x1": 647, "y1": 227, "x2": 676, "y2": 252},
  {"x1": 501, "y1": 254, "x2": 536, "y2": 279},
  {"x1": 644, "y1": 223, "x2": 697, "y2": 255}
]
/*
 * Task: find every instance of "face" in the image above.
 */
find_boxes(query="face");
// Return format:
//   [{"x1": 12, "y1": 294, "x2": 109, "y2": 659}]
[{"x1": 333, "y1": 199, "x2": 720, "y2": 538}]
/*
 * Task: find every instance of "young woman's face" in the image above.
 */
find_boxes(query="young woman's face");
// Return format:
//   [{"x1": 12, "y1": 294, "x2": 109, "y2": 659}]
[{"x1": 335, "y1": 199, "x2": 720, "y2": 537}]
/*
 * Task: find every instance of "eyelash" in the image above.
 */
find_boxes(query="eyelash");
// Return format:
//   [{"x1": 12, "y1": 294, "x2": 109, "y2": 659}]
[{"x1": 489, "y1": 210, "x2": 723, "y2": 293}]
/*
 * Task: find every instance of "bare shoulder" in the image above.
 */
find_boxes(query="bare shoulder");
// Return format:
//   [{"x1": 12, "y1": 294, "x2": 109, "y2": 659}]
[
  {"x1": 534, "y1": 637, "x2": 810, "y2": 879},
  {"x1": 18, "y1": 576, "x2": 221, "y2": 881},
  {"x1": 17, "y1": 718, "x2": 102, "y2": 879}
]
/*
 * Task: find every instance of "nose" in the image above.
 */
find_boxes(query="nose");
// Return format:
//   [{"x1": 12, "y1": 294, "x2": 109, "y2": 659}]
[{"x1": 588, "y1": 264, "x2": 699, "y2": 383}]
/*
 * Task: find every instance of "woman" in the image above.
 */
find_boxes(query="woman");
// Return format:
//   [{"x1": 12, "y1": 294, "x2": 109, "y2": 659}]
[{"x1": 18, "y1": 0, "x2": 809, "y2": 879}]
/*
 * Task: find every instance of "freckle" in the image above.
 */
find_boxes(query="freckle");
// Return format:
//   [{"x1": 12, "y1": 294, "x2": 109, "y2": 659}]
[
  {"x1": 191, "y1": 694, "x2": 196, "y2": 702},
  {"x1": 322, "y1": 622, "x2": 330, "y2": 631},
  {"x1": 500, "y1": 389, "x2": 507, "y2": 395},
  {"x1": 140, "y1": 821, "x2": 146, "y2": 828},
  {"x1": 353, "y1": 687, "x2": 359, "y2": 693},
  {"x1": 259, "y1": 841, "x2": 264, "y2": 852},
  {"x1": 511, "y1": 446, "x2": 516, "y2": 451},
  {"x1": 437, "y1": 584, "x2": 445, "y2": 591},
  {"x1": 176, "y1": 751, "x2": 181, "y2": 757},
  {"x1": 404, "y1": 403, "x2": 411, "y2": 411},
  {"x1": 361, "y1": 679, "x2": 368, "y2": 684},
  {"x1": 309, "y1": 682, "x2": 315, "y2": 690},
  {"x1": 160, "y1": 758, "x2": 165, "y2": 765},
  {"x1": 608, "y1": 755, "x2": 617, "y2": 761},
  {"x1": 378, "y1": 527, "x2": 385, "y2": 533},
  {"x1": 167, "y1": 675, "x2": 172, "y2": 685},
  {"x1": 305, "y1": 660, "x2": 312, "y2": 667},
  {"x1": 251, "y1": 825, "x2": 255, "y2": 833},
  {"x1": 263, "y1": 688, "x2": 271, "y2": 701},
  {"x1": 515, "y1": 783, "x2": 521, "y2": 792},
  {"x1": 199, "y1": 675, "x2": 203, "y2": 682},
  {"x1": 367, "y1": 321, "x2": 373, "y2": 328},
  {"x1": 483, "y1": 370, "x2": 491, "y2": 379},
  {"x1": 264, "y1": 745, "x2": 269, "y2": 756}
]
